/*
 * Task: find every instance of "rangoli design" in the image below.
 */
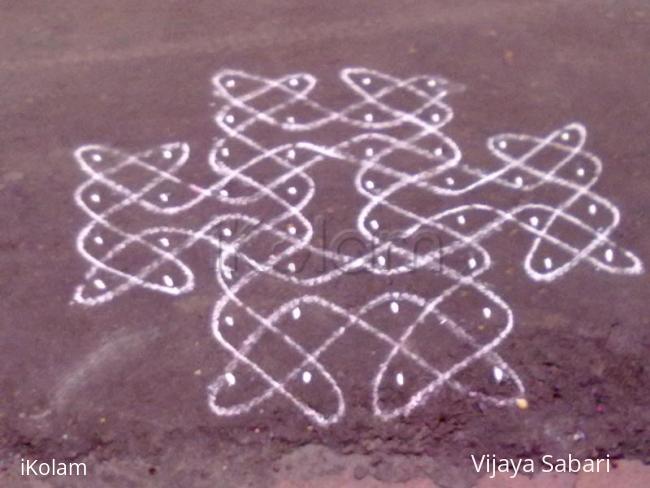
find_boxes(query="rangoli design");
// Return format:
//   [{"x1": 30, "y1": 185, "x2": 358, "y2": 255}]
[{"x1": 72, "y1": 68, "x2": 643, "y2": 426}]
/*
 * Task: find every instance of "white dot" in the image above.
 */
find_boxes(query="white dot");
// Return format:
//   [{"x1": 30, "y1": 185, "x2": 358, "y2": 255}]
[
  {"x1": 576, "y1": 167, "x2": 585, "y2": 177},
  {"x1": 225, "y1": 372, "x2": 236, "y2": 386},
  {"x1": 431, "y1": 113, "x2": 441, "y2": 123},
  {"x1": 604, "y1": 248, "x2": 614, "y2": 263},
  {"x1": 498, "y1": 140, "x2": 508, "y2": 149},
  {"x1": 427, "y1": 79, "x2": 437, "y2": 87},
  {"x1": 225, "y1": 316, "x2": 234, "y2": 327},
  {"x1": 225, "y1": 114, "x2": 235, "y2": 124},
  {"x1": 364, "y1": 113, "x2": 374, "y2": 122},
  {"x1": 365, "y1": 147, "x2": 374, "y2": 157},
  {"x1": 286, "y1": 116, "x2": 295, "y2": 124},
  {"x1": 223, "y1": 267, "x2": 233, "y2": 280},
  {"x1": 457, "y1": 214, "x2": 466, "y2": 225},
  {"x1": 369, "y1": 219, "x2": 379, "y2": 230},
  {"x1": 468, "y1": 257, "x2": 477, "y2": 269},
  {"x1": 163, "y1": 150, "x2": 173, "y2": 159},
  {"x1": 159, "y1": 237, "x2": 170, "y2": 248},
  {"x1": 287, "y1": 262, "x2": 296, "y2": 273},
  {"x1": 362, "y1": 77, "x2": 371, "y2": 86},
  {"x1": 377, "y1": 255, "x2": 386, "y2": 267},
  {"x1": 396, "y1": 372, "x2": 405, "y2": 386},
  {"x1": 90, "y1": 193, "x2": 101, "y2": 203},
  {"x1": 93, "y1": 236, "x2": 104, "y2": 245},
  {"x1": 544, "y1": 257, "x2": 553, "y2": 270},
  {"x1": 390, "y1": 301, "x2": 399, "y2": 314},
  {"x1": 225, "y1": 79, "x2": 235, "y2": 88},
  {"x1": 493, "y1": 366, "x2": 504, "y2": 383},
  {"x1": 223, "y1": 227, "x2": 232, "y2": 237},
  {"x1": 289, "y1": 78, "x2": 299, "y2": 87},
  {"x1": 365, "y1": 180, "x2": 375, "y2": 190},
  {"x1": 561, "y1": 132, "x2": 570, "y2": 141},
  {"x1": 159, "y1": 193, "x2": 169, "y2": 202},
  {"x1": 91, "y1": 154, "x2": 102, "y2": 162},
  {"x1": 162, "y1": 275, "x2": 174, "y2": 287},
  {"x1": 530, "y1": 216, "x2": 539, "y2": 227},
  {"x1": 287, "y1": 186, "x2": 297, "y2": 195},
  {"x1": 482, "y1": 307, "x2": 492, "y2": 319},
  {"x1": 445, "y1": 177, "x2": 455, "y2": 186},
  {"x1": 588, "y1": 204, "x2": 597, "y2": 215},
  {"x1": 302, "y1": 371, "x2": 312, "y2": 384},
  {"x1": 220, "y1": 189, "x2": 229, "y2": 197},
  {"x1": 288, "y1": 225, "x2": 297, "y2": 235},
  {"x1": 93, "y1": 279, "x2": 106, "y2": 290},
  {"x1": 514, "y1": 176, "x2": 523, "y2": 187},
  {"x1": 434, "y1": 147, "x2": 444, "y2": 157},
  {"x1": 292, "y1": 307, "x2": 301, "y2": 320},
  {"x1": 221, "y1": 147, "x2": 230, "y2": 157},
  {"x1": 287, "y1": 149, "x2": 296, "y2": 160}
]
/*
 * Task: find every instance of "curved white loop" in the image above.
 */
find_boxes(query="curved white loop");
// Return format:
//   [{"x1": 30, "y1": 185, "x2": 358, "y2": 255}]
[{"x1": 71, "y1": 68, "x2": 642, "y2": 427}]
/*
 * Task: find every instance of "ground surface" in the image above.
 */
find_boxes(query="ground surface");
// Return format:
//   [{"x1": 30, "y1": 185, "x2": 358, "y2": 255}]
[{"x1": 1, "y1": 1, "x2": 649, "y2": 487}]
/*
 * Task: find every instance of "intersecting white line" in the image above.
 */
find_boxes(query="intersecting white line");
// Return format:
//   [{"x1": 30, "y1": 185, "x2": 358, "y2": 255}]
[{"x1": 72, "y1": 67, "x2": 643, "y2": 426}]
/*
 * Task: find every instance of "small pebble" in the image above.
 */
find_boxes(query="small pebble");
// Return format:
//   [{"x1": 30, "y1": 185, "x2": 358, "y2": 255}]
[{"x1": 353, "y1": 465, "x2": 369, "y2": 480}]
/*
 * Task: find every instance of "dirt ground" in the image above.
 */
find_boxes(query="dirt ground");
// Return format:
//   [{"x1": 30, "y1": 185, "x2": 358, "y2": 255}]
[{"x1": 1, "y1": 1, "x2": 649, "y2": 487}]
